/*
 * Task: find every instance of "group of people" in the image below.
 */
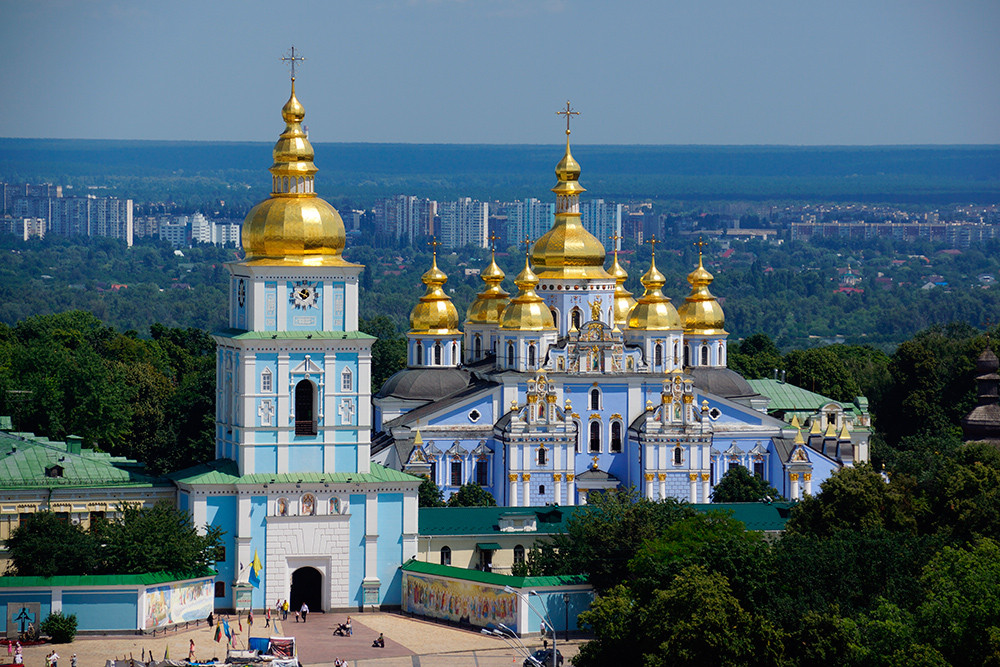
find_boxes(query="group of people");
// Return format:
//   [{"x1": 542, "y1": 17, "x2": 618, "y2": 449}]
[
  {"x1": 333, "y1": 617, "x2": 353, "y2": 636},
  {"x1": 6, "y1": 640, "x2": 23, "y2": 664}
]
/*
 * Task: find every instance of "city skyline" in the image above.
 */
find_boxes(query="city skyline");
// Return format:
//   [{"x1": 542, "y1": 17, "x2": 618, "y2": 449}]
[{"x1": 0, "y1": 0, "x2": 998, "y2": 145}]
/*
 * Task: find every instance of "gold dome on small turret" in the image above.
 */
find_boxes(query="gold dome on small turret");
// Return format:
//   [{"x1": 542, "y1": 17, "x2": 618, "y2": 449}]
[
  {"x1": 627, "y1": 242, "x2": 682, "y2": 331},
  {"x1": 499, "y1": 253, "x2": 556, "y2": 331},
  {"x1": 242, "y1": 79, "x2": 351, "y2": 266},
  {"x1": 531, "y1": 108, "x2": 611, "y2": 280},
  {"x1": 677, "y1": 244, "x2": 727, "y2": 335},
  {"x1": 466, "y1": 247, "x2": 510, "y2": 325},
  {"x1": 409, "y1": 248, "x2": 460, "y2": 334},
  {"x1": 608, "y1": 241, "x2": 636, "y2": 327}
]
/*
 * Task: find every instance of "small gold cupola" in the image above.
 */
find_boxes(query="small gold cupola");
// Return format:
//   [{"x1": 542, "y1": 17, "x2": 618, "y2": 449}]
[
  {"x1": 530, "y1": 103, "x2": 612, "y2": 280},
  {"x1": 677, "y1": 240, "x2": 727, "y2": 335},
  {"x1": 242, "y1": 62, "x2": 350, "y2": 266},
  {"x1": 465, "y1": 242, "x2": 511, "y2": 325},
  {"x1": 409, "y1": 242, "x2": 460, "y2": 335},
  {"x1": 500, "y1": 242, "x2": 557, "y2": 331},
  {"x1": 608, "y1": 235, "x2": 637, "y2": 327},
  {"x1": 627, "y1": 237, "x2": 682, "y2": 331}
]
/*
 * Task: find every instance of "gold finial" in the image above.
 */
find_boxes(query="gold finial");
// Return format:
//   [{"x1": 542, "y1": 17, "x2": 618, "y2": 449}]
[
  {"x1": 281, "y1": 46, "x2": 306, "y2": 82},
  {"x1": 522, "y1": 236, "x2": 533, "y2": 257},
  {"x1": 648, "y1": 235, "x2": 659, "y2": 256},
  {"x1": 610, "y1": 233, "x2": 622, "y2": 253},
  {"x1": 556, "y1": 101, "x2": 580, "y2": 138},
  {"x1": 428, "y1": 237, "x2": 442, "y2": 258},
  {"x1": 488, "y1": 232, "x2": 501, "y2": 253},
  {"x1": 694, "y1": 236, "x2": 707, "y2": 255}
]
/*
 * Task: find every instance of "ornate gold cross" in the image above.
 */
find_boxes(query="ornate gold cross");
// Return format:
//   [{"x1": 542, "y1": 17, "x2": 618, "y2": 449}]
[
  {"x1": 281, "y1": 46, "x2": 306, "y2": 81},
  {"x1": 427, "y1": 237, "x2": 441, "y2": 257},
  {"x1": 556, "y1": 101, "x2": 580, "y2": 136},
  {"x1": 609, "y1": 233, "x2": 622, "y2": 252},
  {"x1": 694, "y1": 236, "x2": 707, "y2": 255}
]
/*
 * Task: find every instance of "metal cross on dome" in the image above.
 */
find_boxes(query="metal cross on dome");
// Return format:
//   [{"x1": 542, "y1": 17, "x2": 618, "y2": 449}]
[
  {"x1": 488, "y1": 232, "x2": 501, "y2": 252},
  {"x1": 694, "y1": 236, "x2": 708, "y2": 255},
  {"x1": 427, "y1": 237, "x2": 441, "y2": 257},
  {"x1": 281, "y1": 46, "x2": 306, "y2": 81},
  {"x1": 647, "y1": 234, "x2": 659, "y2": 255},
  {"x1": 609, "y1": 233, "x2": 622, "y2": 252},
  {"x1": 556, "y1": 101, "x2": 580, "y2": 135}
]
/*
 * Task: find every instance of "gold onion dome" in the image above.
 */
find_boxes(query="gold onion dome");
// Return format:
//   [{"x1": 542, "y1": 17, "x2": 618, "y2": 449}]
[
  {"x1": 609, "y1": 244, "x2": 637, "y2": 327},
  {"x1": 499, "y1": 253, "x2": 556, "y2": 331},
  {"x1": 409, "y1": 250, "x2": 460, "y2": 334},
  {"x1": 627, "y1": 246, "x2": 682, "y2": 330},
  {"x1": 242, "y1": 80, "x2": 350, "y2": 266},
  {"x1": 677, "y1": 249, "x2": 727, "y2": 335},
  {"x1": 466, "y1": 248, "x2": 510, "y2": 324},
  {"x1": 530, "y1": 126, "x2": 611, "y2": 280}
]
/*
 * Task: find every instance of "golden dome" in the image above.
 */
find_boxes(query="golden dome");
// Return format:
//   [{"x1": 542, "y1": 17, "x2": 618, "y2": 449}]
[
  {"x1": 626, "y1": 248, "x2": 682, "y2": 331},
  {"x1": 465, "y1": 248, "x2": 510, "y2": 325},
  {"x1": 410, "y1": 250, "x2": 460, "y2": 334},
  {"x1": 677, "y1": 250, "x2": 727, "y2": 335},
  {"x1": 499, "y1": 254, "x2": 556, "y2": 331},
  {"x1": 242, "y1": 81, "x2": 352, "y2": 266},
  {"x1": 608, "y1": 243, "x2": 636, "y2": 327},
  {"x1": 530, "y1": 127, "x2": 611, "y2": 280}
]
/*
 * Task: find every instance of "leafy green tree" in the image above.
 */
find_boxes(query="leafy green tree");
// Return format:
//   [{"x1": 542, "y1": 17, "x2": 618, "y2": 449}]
[
  {"x1": 418, "y1": 477, "x2": 444, "y2": 507},
  {"x1": 783, "y1": 607, "x2": 857, "y2": 667},
  {"x1": 711, "y1": 465, "x2": 780, "y2": 503},
  {"x1": 5, "y1": 512, "x2": 97, "y2": 577},
  {"x1": 574, "y1": 585, "x2": 645, "y2": 667},
  {"x1": 359, "y1": 315, "x2": 407, "y2": 391},
  {"x1": 40, "y1": 612, "x2": 77, "y2": 643},
  {"x1": 93, "y1": 502, "x2": 223, "y2": 575},
  {"x1": 446, "y1": 483, "x2": 496, "y2": 507},
  {"x1": 784, "y1": 347, "x2": 861, "y2": 402},
  {"x1": 727, "y1": 333, "x2": 783, "y2": 379}
]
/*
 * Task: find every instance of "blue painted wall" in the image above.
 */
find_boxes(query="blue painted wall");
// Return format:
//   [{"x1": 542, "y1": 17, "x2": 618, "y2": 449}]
[
  {"x1": 255, "y1": 445, "x2": 278, "y2": 473},
  {"x1": 349, "y1": 494, "x2": 367, "y2": 607},
  {"x1": 249, "y1": 495, "x2": 269, "y2": 609},
  {"x1": 206, "y1": 495, "x2": 237, "y2": 608},
  {"x1": 64, "y1": 591, "x2": 135, "y2": 631},
  {"x1": 335, "y1": 444, "x2": 358, "y2": 473},
  {"x1": 522, "y1": 590, "x2": 594, "y2": 635},
  {"x1": 0, "y1": 592, "x2": 51, "y2": 633},
  {"x1": 376, "y1": 493, "x2": 403, "y2": 605},
  {"x1": 288, "y1": 444, "x2": 323, "y2": 473}
]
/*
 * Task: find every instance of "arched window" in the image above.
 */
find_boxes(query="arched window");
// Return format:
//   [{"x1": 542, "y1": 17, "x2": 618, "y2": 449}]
[
  {"x1": 452, "y1": 341, "x2": 458, "y2": 361},
  {"x1": 673, "y1": 341, "x2": 679, "y2": 365},
  {"x1": 655, "y1": 343, "x2": 663, "y2": 366},
  {"x1": 610, "y1": 421, "x2": 623, "y2": 453},
  {"x1": 537, "y1": 447, "x2": 547, "y2": 465},
  {"x1": 440, "y1": 546, "x2": 451, "y2": 566},
  {"x1": 341, "y1": 367, "x2": 353, "y2": 392},
  {"x1": 474, "y1": 334, "x2": 482, "y2": 358},
  {"x1": 528, "y1": 344, "x2": 536, "y2": 368},
  {"x1": 674, "y1": 447, "x2": 683, "y2": 465},
  {"x1": 550, "y1": 308, "x2": 558, "y2": 326},
  {"x1": 684, "y1": 344, "x2": 690, "y2": 367},
  {"x1": 507, "y1": 342, "x2": 515, "y2": 367},
  {"x1": 434, "y1": 341, "x2": 442, "y2": 365},
  {"x1": 589, "y1": 421, "x2": 601, "y2": 453},
  {"x1": 590, "y1": 388, "x2": 600, "y2": 410},
  {"x1": 261, "y1": 368, "x2": 273, "y2": 393},
  {"x1": 513, "y1": 545, "x2": 525, "y2": 564},
  {"x1": 294, "y1": 380, "x2": 316, "y2": 435},
  {"x1": 416, "y1": 341, "x2": 423, "y2": 365},
  {"x1": 575, "y1": 420, "x2": 582, "y2": 453},
  {"x1": 539, "y1": 484, "x2": 546, "y2": 495},
  {"x1": 718, "y1": 342, "x2": 725, "y2": 366},
  {"x1": 571, "y1": 308, "x2": 582, "y2": 330},
  {"x1": 701, "y1": 344, "x2": 709, "y2": 366}
]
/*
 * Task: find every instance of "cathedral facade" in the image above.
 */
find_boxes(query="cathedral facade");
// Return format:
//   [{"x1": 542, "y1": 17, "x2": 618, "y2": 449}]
[
  {"x1": 372, "y1": 124, "x2": 869, "y2": 508},
  {"x1": 172, "y1": 78, "x2": 419, "y2": 612}
]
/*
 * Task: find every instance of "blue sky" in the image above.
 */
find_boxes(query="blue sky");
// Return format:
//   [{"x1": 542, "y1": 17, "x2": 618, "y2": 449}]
[{"x1": 1, "y1": 0, "x2": 998, "y2": 144}]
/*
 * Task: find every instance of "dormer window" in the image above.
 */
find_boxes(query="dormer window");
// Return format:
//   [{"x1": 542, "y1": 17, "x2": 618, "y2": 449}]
[{"x1": 45, "y1": 464, "x2": 64, "y2": 478}]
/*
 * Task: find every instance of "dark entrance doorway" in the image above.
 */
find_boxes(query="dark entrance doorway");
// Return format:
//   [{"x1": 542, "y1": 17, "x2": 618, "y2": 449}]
[{"x1": 290, "y1": 567, "x2": 322, "y2": 613}]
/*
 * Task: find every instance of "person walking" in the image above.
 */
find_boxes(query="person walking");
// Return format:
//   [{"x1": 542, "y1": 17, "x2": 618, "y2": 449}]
[
  {"x1": 281, "y1": 600, "x2": 289, "y2": 621},
  {"x1": 70, "y1": 656, "x2": 76, "y2": 667},
  {"x1": 265, "y1": 606, "x2": 271, "y2": 628},
  {"x1": 299, "y1": 602, "x2": 309, "y2": 623}
]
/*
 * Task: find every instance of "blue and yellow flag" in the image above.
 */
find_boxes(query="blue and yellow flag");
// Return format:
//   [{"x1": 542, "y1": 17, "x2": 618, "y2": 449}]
[{"x1": 249, "y1": 550, "x2": 263, "y2": 588}]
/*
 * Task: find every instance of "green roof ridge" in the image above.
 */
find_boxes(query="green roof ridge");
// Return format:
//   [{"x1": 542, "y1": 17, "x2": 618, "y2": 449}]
[
  {"x1": 0, "y1": 567, "x2": 216, "y2": 588},
  {"x1": 401, "y1": 559, "x2": 589, "y2": 588},
  {"x1": 213, "y1": 328, "x2": 376, "y2": 341},
  {"x1": 170, "y1": 459, "x2": 421, "y2": 486}
]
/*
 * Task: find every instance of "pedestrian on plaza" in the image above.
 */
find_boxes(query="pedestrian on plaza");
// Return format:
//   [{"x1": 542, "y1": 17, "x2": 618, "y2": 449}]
[
  {"x1": 70, "y1": 656, "x2": 76, "y2": 667},
  {"x1": 265, "y1": 607, "x2": 271, "y2": 628},
  {"x1": 299, "y1": 602, "x2": 309, "y2": 623},
  {"x1": 281, "y1": 600, "x2": 289, "y2": 621},
  {"x1": 345, "y1": 616, "x2": 352, "y2": 636},
  {"x1": 371, "y1": 633, "x2": 384, "y2": 648},
  {"x1": 188, "y1": 639, "x2": 196, "y2": 661},
  {"x1": 207, "y1": 612, "x2": 214, "y2": 627},
  {"x1": 294, "y1": 610, "x2": 299, "y2": 623},
  {"x1": 50, "y1": 650, "x2": 60, "y2": 667}
]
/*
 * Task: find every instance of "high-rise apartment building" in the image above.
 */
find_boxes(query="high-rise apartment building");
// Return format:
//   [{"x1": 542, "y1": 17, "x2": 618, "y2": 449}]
[
  {"x1": 580, "y1": 199, "x2": 622, "y2": 247},
  {"x1": 373, "y1": 195, "x2": 436, "y2": 243},
  {"x1": 2, "y1": 184, "x2": 132, "y2": 246},
  {"x1": 438, "y1": 197, "x2": 489, "y2": 249},
  {"x1": 504, "y1": 198, "x2": 554, "y2": 247}
]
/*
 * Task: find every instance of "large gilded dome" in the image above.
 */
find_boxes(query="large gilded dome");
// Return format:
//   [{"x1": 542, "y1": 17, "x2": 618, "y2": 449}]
[
  {"x1": 677, "y1": 252, "x2": 727, "y2": 335},
  {"x1": 410, "y1": 252, "x2": 460, "y2": 334},
  {"x1": 627, "y1": 248, "x2": 682, "y2": 331},
  {"x1": 465, "y1": 249, "x2": 510, "y2": 325},
  {"x1": 499, "y1": 255, "x2": 556, "y2": 331},
  {"x1": 530, "y1": 128, "x2": 611, "y2": 280},
  {"x1": 242, "y1": 81, "x2": 351, "y2": 266}
]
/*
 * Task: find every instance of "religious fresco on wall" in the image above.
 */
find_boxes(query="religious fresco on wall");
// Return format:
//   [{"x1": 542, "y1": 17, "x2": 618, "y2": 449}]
[
  {"x1": 402, "y1": 572, "x2": 516, "y2": 628},
  {"x1": 143, "y1": 578, "x2": 214, "y2": 629}
]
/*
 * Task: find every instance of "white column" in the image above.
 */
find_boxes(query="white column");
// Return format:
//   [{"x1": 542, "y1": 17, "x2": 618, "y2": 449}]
[
  {"x1": 522, "y1": 474, "x2": 531, "y2": 507},
  {"x1": 658, "y1": 474, "x2": 667, "y2": 501},
  {"x1": 689, "y1": 473, "x2": 698, "y2": 503},
  {"x1": 237, "y1": 492, "x2": 252, "y2": 576},
  {"x1": 566, "y1": 475, "x2": 576, "y2": 506},
  {"x1": 51, "y1": 589, "x2": 62, "y2": 613},
  {"x1": 509, "y1": 474, "x2": 518, "y2": 507},
  {"x1": 701, "y1": 474, "x2": 710, "y2": 503},
  {"x1": 554, "y1": 474, "x2": 562, "y2": 505},
  {"x1": 790, "y1": 473, "x2": 800, "y2": 501},
  {"x1": 804, "y1": 472, "x2": 813, "y2": 496},
  {"x1": 645, "y1": 474, "x2": 654, "y2": 500}
]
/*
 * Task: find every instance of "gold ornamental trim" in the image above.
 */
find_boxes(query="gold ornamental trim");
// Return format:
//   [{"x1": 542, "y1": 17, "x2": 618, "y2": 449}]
[
  {"x1": 508, "y1": 474, "x2": 518, "y2": 482},
  {"x1": 689, "y1": 473, "x2": 697, "y2": 481},
  {"x1": 789, "y1": 473, "x2": 799, "y2": 481},
  {"x1": 523, "y1": 473, "x2": 531, "y2": 481},
  {"x1": 553, "y1": 473, "x2": 562, "y2": 481},
  {"x1": 657, "y1": 473, "x2": 666, "y2": 481},
  {"x1": 804, "y1": 472, "x2": 812, "y2": 481},
  {"x1": 566, "y1": 474, "x2": 575, "y2": 482},
  {"x1": 700, "y1": 473, "x2": 709, "y2": 482},
  {"x1": 644, "y1": 473, "x2": 654, "y2": 482}
]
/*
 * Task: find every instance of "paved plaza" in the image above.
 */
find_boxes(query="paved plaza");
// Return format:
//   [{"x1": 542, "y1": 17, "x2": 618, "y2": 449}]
[{"x1": 14, "y1": 612, "x2": 581, "y2": 667}]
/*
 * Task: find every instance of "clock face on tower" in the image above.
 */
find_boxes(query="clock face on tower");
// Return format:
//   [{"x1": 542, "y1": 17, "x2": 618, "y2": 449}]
[{"x1": 290, "y1": 280, "x2": 319, "y2": 309}]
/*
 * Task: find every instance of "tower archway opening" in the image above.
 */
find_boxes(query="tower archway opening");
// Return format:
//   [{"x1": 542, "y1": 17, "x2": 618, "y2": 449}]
[
  {"x1": 295, "y1": 380, "x2": 317, "y2": 435},
  {"x1": 290, "y1": 566, "x2": 322, "y2": 612}
]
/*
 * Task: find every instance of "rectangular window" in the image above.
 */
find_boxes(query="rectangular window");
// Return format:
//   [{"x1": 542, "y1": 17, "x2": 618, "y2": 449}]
[
  {"x1": 476, "y1": 460, "x2": 489, "y2": 486},
  {"x1": 215, "y1": 581, "x2": 226, "y2": 598},
  {"x1": 341, "y1": 369, "x2": 353, "y2": 392},
  {"x1": 451, "y1": 461, "x2": 462, "y2": 486},
  {"x1": 754, "y1": 460, "x2": 765, "y2": 479},
  {"x1": 261, "y1": 370, "x2": 272, "y2": 393}
]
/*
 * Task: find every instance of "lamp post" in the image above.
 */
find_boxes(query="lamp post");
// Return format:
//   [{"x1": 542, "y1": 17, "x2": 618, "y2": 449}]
[
  {"x1": 483, "y1": 627, "x2": 538, "y2": 665},
  {"x1": 504, "y1": 585, "x2": 559, "y2": 667},
  {"x1": 562, "y1": 592, "x2": 571, "y2": 642}
]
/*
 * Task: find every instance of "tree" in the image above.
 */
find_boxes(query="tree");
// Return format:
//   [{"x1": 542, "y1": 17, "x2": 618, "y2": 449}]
[
  {"x1": 418, "y1": 477, "x2": 444, "y2": 507},
  {"x1": 40, "y1": 612, "x2": 77, "y2": 643},
  {"x1": 446, "y1": 483, "x2": 496, "y2": 507},
  {"x1": 5, "y1": 512, "x2": 97, "y2": 577},
  {"x1": 711, "y1": 465, "x2": 780, "y2": 503}
]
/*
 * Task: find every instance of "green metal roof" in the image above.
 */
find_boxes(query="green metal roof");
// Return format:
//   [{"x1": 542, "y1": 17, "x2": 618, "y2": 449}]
[
  {"x1": 401, "y1": 559, "x2": 589, "y2": 589},
  {"x1": 0, "y1": 568, "x2": 215, "y2": 588},
  {"x1": 418, "y1": 506, "x2": 584, "y2": 537},
  {"x1": 691, "y1": 503, "x2": 793, "y2": 532},
  {"x1": 214, "y1": 328, "x2": 375, "y2": 341},
  {"x1": 0, "y1": 432, "x2": 170, "y2": 490},
  {"x1": 170, "y1": 459, "x2": 421, "y2": 486},
  {"x1": 746, "y1": 378, "x2": 862, "y2": 415}
]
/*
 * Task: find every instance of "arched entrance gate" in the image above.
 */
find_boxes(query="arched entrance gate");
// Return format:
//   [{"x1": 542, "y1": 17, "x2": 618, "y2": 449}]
[{"x1": 289, "y1": 566, "x2": 322, "y2": 612}]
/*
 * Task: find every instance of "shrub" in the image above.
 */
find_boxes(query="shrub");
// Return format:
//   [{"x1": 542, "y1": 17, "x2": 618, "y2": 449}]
[{"x1": 40, "y1": 612, "x2": 77, "y2": 643}]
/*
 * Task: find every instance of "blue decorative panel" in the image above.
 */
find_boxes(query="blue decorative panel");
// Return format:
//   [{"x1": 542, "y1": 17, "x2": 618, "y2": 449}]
[
  {"x1": 348, "y1": 494, "x2": 367, "y2": 606},
  {"x1": 377, "y1": 493, "x2": 403, "y2": 605},
  {"x1": 64, "y1": 591, "x2": 135, "y2": 631}
]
